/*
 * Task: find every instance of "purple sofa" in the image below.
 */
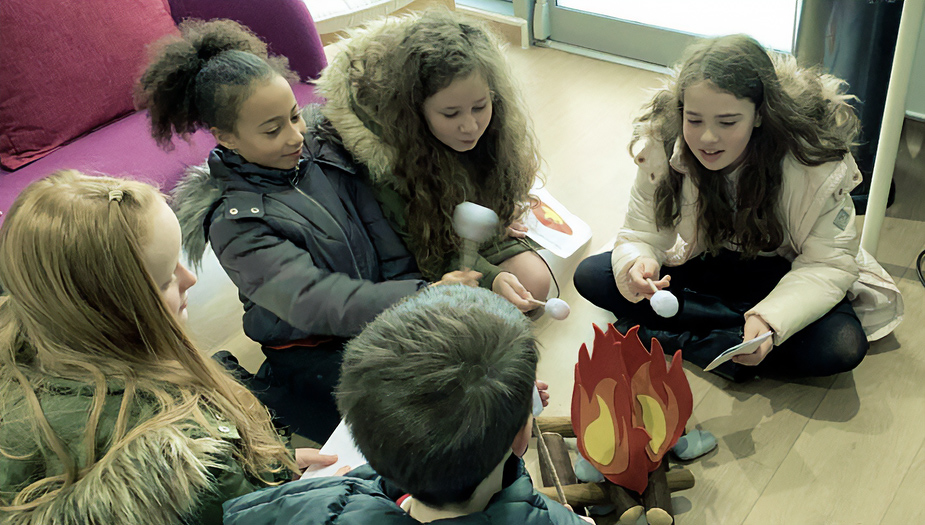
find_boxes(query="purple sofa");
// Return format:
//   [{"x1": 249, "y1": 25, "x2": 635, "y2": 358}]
[{"x1": 0, "y1": 0, "x2": 326, "y2": 224}]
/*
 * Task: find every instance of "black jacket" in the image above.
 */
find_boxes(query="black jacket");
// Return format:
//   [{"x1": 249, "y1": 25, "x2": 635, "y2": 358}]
[
  {"x1": 223, "y1": 456, "x2": 590, "y2": 525},
  {"x1": 173, "y1": 138, "x2": 425, "y2": 346}
]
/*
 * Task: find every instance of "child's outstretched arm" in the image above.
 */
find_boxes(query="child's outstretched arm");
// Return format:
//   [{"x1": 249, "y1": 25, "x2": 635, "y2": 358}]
[
  {"x1": 209, "y1": 218, "x2": 426, "y2": 338},
  {"x1": 612, "y1": 143, "x2": 683, "y2": 303}
]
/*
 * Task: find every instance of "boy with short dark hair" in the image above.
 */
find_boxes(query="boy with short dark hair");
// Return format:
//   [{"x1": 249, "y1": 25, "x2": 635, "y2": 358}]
[{"x1": 223, "y1": 285, "x2": 592, "y2": 524}]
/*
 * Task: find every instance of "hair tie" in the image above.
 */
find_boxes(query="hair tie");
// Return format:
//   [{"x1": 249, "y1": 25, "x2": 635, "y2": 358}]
[{"x1": 108, "y1": 189, "x2": 124, "y2": 203}]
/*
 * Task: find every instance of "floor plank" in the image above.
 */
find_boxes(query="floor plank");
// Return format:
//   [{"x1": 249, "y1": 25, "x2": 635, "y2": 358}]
[
  {"x1": 880, "y1": 432, "x2": 925, "y2": 525},
  {"x1": 742, "y1": 278, "x2": 925, "y2": 525}
]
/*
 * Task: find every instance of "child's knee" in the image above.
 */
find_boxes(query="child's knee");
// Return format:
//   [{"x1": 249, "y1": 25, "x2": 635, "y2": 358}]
[
  {"x1": 834, "y1": 322, "x2": 869, "y2": 373},
  {"x1": 499, "y1": 251, "x2": 551, "y2": 300}
]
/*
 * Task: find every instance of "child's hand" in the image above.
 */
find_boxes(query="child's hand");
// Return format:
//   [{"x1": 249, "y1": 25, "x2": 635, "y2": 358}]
[
  {"x1": 733, "y1": 316, "x2": 774, "y2": 366},
  {"x1": 492, "y1": 271, "x2": 535, "y2": 312},
  {"x1": 432, "y1": 270, "x2": 481, "y2": 287},
  {"x1": 627, "y1": 257, "x2": 669, "y2": 299},
  {"x1": 293, "y1": 448, "x2": 338, "y2": 480},
  {"x1": 507, "y1": 221, "x2": 528, "y2": 238},
  {"x1": 535, "y1": 379, "x2": 550, "y2": 407}
]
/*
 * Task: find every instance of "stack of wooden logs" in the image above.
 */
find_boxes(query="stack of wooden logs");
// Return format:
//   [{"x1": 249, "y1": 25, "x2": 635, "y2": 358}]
[{"x1": 534, "y1": 416, "x2": 695, "y2": 525}]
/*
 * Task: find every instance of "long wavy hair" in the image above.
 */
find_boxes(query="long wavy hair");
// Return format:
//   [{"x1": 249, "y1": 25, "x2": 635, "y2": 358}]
[
  {"x1": 0, "y1": 171, "x2": 296, "y2": 513},
  {"x1": 136, "y1": 19, "x2": 296, "y2": 148},
  {"x1": 632, "y1": 34, "x2": 859, "y2": 257},
  {"x1": 342, "y1": 11, "x2": 540, "y2": 278}
]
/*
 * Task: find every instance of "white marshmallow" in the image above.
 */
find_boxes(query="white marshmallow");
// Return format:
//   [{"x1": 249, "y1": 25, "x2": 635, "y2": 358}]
[
  {"x1": 545, "y1": 297, "x2": 570, "y2": 320},
  {"x1": 650, "y1": 290, "x2": 679, "y2": 318},
  {"x1": 452, "y1": 202, "x2": 499, "y2": 242}
]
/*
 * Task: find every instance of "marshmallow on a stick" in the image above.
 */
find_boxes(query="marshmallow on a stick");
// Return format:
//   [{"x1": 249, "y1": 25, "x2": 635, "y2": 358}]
[
  {"x1": 453, "y1": 202, "x2": 499, "y2": 270},
  {"x1": 646, "y1": 278, "x2": 679, "y2": 318}
]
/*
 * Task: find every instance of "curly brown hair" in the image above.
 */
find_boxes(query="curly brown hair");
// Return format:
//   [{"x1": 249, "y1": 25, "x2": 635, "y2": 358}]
[
  {"x1": 136, "y1": 19, "x2": 296, "y2": 149},
  {"x1": 633, "y1": 34, "x2": 859, "y2": 258},
  {"x1": 333, "y1": 11, "x2": 540, "y2": 279}
]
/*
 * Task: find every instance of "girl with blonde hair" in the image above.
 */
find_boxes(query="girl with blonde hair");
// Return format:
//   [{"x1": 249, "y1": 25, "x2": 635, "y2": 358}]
[
  {"x1": 315, "y1": 9, "x2": 552, "y2": 312},
  {"x1": 0, "y1": 171, "x2": 321, "y2": 525},
  {"x1": 574, "y1": 34, "x2": 902, "y2": 381}
]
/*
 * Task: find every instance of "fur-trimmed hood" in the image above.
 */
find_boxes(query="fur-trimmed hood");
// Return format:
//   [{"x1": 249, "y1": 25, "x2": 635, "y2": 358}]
[
  {"x1": 314, "y1": 15, "x2": 418, "y2": 182},
  {"x1": 172, "y1": 161, "x2": 222, "y2": 271},
  {"x1": 0, "y1": 381, "x2": 245, "y2": 525}
]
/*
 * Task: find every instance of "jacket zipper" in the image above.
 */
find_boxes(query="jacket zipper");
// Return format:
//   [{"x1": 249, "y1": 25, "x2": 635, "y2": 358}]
[{"x1": 290, "y1": 182, "x2": 363, "y2": 278}]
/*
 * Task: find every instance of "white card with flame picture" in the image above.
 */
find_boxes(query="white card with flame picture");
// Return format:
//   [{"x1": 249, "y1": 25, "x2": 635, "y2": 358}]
[{"x1": 523, "y1": 182, "x2": 592, "y2": 259}]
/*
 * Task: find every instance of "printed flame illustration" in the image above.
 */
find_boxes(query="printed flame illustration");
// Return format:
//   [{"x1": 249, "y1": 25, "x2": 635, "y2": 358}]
[
  {"x1": 571, "y1": 324, "x2": 693, "y2": 493},
  {"x1": 531, "y1": 200, "x2": 573, "y2": 235}
]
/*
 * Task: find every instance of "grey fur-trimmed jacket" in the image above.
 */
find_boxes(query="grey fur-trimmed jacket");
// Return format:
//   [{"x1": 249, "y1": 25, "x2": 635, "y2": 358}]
[{"x1": 172, "y1": 135, "x2": 426, "y2": 346}]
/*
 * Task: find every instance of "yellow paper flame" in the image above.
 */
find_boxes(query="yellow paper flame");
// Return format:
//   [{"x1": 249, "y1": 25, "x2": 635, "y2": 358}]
[
  {"x1": 636, "y1": 394, "x2": 667, "y2": 454},
  {"x1": 583, "y1": 395, "x2": 616, "y2": 465}
]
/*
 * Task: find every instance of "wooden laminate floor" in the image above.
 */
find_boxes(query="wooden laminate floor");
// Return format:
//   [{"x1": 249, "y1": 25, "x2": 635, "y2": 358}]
[{"x1": 184, "y1": 42, "x2": 924, "y2": 525}]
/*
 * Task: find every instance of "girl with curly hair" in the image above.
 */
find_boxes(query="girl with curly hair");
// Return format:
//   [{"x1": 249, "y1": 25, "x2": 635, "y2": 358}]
[
  {"x1": 574, "y1": 34, "x2": 902, "y2": 381},
  {"x1": 314, "y1": 10, "x2": 552, "y2": 313},
  {"x1": 137, "y1": 19, "x2": 476, "y2": 442},
  {"x1": 0, "y1": 171, "x2": 331, "y2": 525}
]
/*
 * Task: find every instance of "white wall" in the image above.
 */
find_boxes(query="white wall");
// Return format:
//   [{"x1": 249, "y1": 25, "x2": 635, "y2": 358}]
[{"x1": 906, "y1": 11, "x2": 925, "y2": 120}]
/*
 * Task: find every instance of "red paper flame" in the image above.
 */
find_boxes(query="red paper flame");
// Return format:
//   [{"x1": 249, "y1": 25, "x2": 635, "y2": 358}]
[{"x1": 571, "y1": 325, "x2": 693, "y2": 493}]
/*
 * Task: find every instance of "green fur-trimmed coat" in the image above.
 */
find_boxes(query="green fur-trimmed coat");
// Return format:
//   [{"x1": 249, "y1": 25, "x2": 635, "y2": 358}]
[{"x1": 0, "y1": 378, "x2": 285, "y2": 525}]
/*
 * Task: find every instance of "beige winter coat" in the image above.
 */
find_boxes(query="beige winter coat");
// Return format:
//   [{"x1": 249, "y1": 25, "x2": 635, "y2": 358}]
[{"x1": 611, "y1": 140, "x2": 903, "y2": 345}]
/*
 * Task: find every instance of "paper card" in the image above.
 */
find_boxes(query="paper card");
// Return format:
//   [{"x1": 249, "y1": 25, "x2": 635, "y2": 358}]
[
  {"x1": 703, "y1": 331, "x2": 773, "y2": 372},
  {"x1": 532, "y1": 383, "x2": 544, "y2": 417},
  {"x1": 300, "y1": 418, "x2": 368, "y2": 479},
  {"x1": 524, "y1": 182, "x2": 592, "y2": 259}
]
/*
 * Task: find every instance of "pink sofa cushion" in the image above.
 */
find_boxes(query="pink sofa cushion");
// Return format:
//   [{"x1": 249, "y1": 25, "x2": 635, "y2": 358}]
[
  {"x1": 0, "y1": 0, "x2": 179, "y2": 170},
  {"x1": 0, "y1": 83, "x2": 324, "y2": 223}
]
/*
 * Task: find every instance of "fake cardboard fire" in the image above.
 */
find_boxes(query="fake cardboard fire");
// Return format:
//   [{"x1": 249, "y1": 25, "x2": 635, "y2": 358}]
[{"x1": 571, "y1": 324, "x2": 693, "y2": 495}]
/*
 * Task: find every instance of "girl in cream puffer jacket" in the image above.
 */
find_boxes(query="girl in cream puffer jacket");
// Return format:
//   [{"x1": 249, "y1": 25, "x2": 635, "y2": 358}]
[{"x1": 574, "y1": 34, "x2": 902, "y2": 381}]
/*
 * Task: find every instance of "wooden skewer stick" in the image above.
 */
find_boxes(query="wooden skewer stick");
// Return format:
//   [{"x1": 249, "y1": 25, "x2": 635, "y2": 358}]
[
  {"x1": 645, "y1": 278, "x2": 660, "y2": 294},
  {"x1": 533, "y1": 419, "x2": 567, "y2": 504}
]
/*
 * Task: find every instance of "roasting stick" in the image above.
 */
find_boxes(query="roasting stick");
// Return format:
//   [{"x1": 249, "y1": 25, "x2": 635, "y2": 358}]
[{"x1": 533, "y1": 419, "x2": 567, "y2": 504}]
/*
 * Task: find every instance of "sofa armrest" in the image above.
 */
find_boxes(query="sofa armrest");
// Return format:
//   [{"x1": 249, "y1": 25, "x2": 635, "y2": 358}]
[{"x1": 167, "y1": 0, "x2": 326, "y2": 82}]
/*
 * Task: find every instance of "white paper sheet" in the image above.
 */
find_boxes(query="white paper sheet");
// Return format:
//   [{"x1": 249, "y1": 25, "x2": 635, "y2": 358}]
[
  {"x1": 300, "y1": 418, "x2": 368, "y2": 479},
  {"x1": 523, "y1": 183, "x2": 592, "y2": 259},
  {"x1": 703, "y1": 331, "x2": 773, "y2": 372}
]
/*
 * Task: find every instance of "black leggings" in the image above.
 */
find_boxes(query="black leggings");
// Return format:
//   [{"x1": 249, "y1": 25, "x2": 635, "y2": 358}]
[
  {"x1": 227, "y1": 340, "x2": 344, "y2": 444},
  {"x1": 573, "y1": 250, "x2": 868, "y2": 381}
]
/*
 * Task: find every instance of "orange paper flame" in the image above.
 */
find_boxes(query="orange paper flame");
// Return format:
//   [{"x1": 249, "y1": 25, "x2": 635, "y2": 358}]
[
  {"x1": 571, "y1": 324, "x2": 693, "y2": 493},
  {"x1": 531, "y1": 200, "x2": 573, "y2": 235}
]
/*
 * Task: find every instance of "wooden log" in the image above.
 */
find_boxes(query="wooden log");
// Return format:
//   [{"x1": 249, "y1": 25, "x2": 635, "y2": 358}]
[
  {"x1": 532, "y1": 420, "x2": 566, "y2": 503},
  {"x1": 536, "y1": 467, "x2": 693, "y2": 504},
  {"x1": 537, "y1": 482, "x2": 640, "y2": 515},
  {"x1": 537, "y1": 482, "x2": 603, "y2": 506},
  {"x1": 666, "y1": 467, "x2": 695, "y2": 491},
  {"x1": 535, "y1": 416, "x2": 575, "y2": 437},
  {"x1": 642, "y1": 460, "x2": 673, "y2": 524},
  {"x1": 538, "y1": 432, "x2": 579, "y2": 487}
]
